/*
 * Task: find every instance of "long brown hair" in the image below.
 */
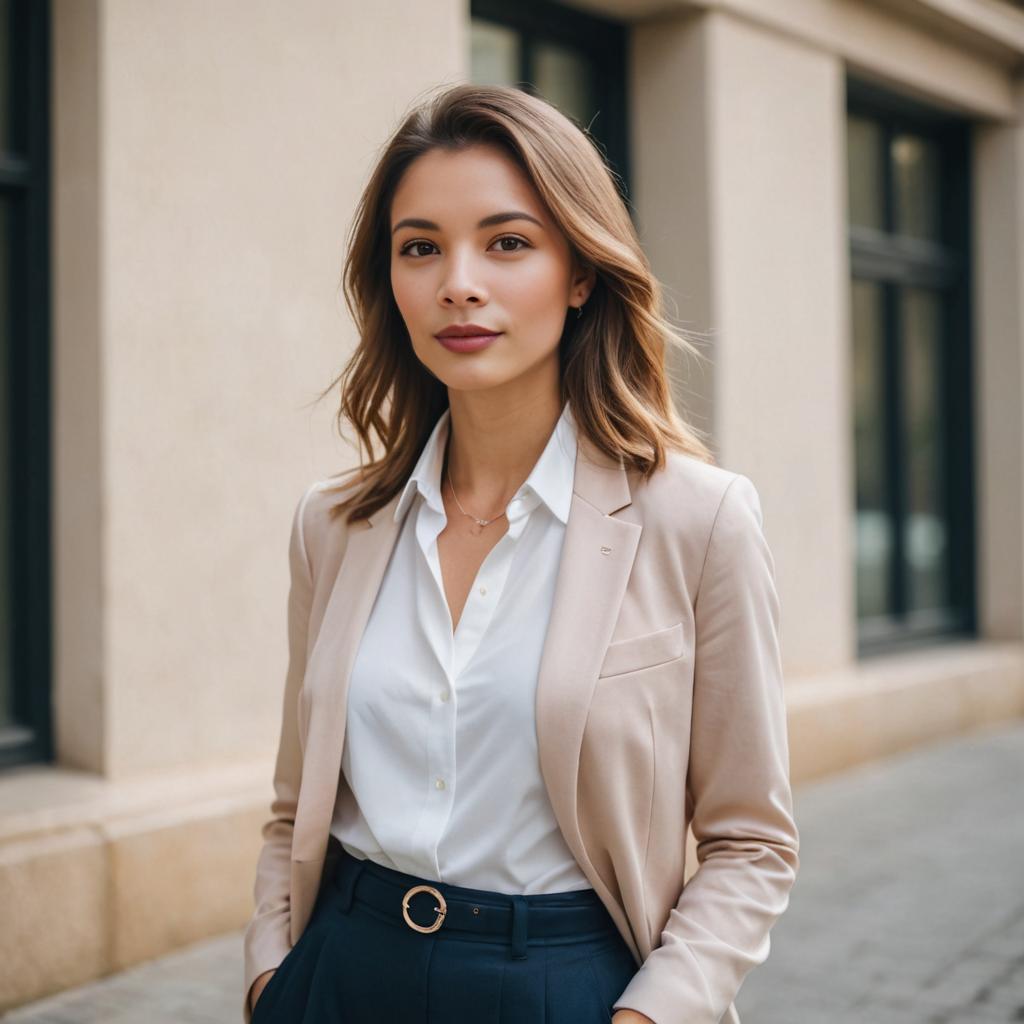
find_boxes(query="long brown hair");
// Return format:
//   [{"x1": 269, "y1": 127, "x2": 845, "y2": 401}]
[{"x1": 317, "y1": 82, "x2": 712, "y2": 523}]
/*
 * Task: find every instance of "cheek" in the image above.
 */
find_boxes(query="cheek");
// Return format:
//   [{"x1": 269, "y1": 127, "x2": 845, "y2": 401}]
[
  {"x1": 509, "y1": 258, "x2": 570, "y2": 312},
  {"x1": 390, "y1": 267, "x2": 426, "y2": 319}
]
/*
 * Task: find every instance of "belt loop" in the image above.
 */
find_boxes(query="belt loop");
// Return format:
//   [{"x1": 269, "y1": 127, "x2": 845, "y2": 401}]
[
  {"x1": 510, "y1": 896, "x2": 528, "y2": 960},
  {"x1": 336, "y1": 855, "x2": 365, "y2": 914}
]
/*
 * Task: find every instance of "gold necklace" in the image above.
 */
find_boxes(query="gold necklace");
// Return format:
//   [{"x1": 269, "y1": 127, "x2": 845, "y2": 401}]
[{"x1": 444, "y1": 442, "x2": 507, "y2": 536}]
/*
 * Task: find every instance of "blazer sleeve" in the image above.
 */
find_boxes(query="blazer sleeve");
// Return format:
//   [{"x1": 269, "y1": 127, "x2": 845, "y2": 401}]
[
  {"x1": 242, "y1": 484, "x2": 316, "y2": 1022},
  {"x1": 612, "y1": 473, "x2": 800, "y2": 1024}
]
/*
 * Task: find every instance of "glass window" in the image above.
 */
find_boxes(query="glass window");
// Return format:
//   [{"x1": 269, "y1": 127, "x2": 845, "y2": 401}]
[
  {"x1": 470, "y1": 0, "x2": 629, "y2": 203},
  {"x1": 901, "y1": 286, "x2": 948, "y2": 614},
  {"x1": 847, "y1": 82, "x2": 974, "y2": 653},
  {"x1": 0, "y1": 0, "x2": 10, "y2": 149},
  {"x1": 851, "y1": 278, "x2": 891, "y2": 621},
  {"x1": 0, "y1": 0, "x2": 50, "y2": 767},
  {"x1": 892, "y1": 133, "x2": 942, "y2": 242},
  {"x1": 847, "y1": 116, "x2": 885, "y2": 232},
  {"x1": 470, "y1": 20, "x2": 519, "y2": 87},
  {"x1": 533, "y1": 40, "x2": 596, "y2": 131},
  {"x1": 0, "y1": 196, "x2": 9, "y2": 733}
]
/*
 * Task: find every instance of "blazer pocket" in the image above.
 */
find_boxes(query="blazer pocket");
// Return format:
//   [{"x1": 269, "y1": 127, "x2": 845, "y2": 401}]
[{"x1": 598, "y1": 621, "x2": 685, "y2": 678}]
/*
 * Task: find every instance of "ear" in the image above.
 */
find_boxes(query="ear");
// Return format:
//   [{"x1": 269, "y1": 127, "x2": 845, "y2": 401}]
[{"x1": 571, "y1": 261, "x2": 597, "y2": 307}]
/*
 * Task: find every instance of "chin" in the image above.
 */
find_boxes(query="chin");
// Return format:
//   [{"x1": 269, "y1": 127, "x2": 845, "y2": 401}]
[{"x1": 435, "y1": 367, "x2": 518, "y2": 394}]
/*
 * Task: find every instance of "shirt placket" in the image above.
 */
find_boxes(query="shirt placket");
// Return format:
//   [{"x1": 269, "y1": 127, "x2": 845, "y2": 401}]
[
  {"x1": 408, "y1": 499, "x2": 456, "y2": 873},
  {"x1": 410, "y1": 490, "x2": 540, "y2": 877}
]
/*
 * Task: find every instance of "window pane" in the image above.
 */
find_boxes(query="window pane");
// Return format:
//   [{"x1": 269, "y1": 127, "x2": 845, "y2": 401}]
[
  {"x1": 892, "y1": 133, "x2": 941, "y2": 242},
  {"x1": 533, "y1": 40, "x2": 597, "y2": 131},
  {"x1": 0, "y1": 0, "x2": 10, "y2": 152},
  {"x1": 470, "y1": 19, "x2": 520, "y2": 87},
  {"x1": 852, "y1": 278, "x2": 892, "y2": 619},
  {"x1": 847, "y1": 115, "x2": 885, "y2": 231},
  {"x1": 901, "y1": 286, "x2": 948, "y2": 613},
  {"x1": 0, "y1": 197, "x2": 10, "y2": 730}
]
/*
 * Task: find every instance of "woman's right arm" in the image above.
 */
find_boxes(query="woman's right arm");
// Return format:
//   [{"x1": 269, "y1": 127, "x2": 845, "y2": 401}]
[{"x1": 242, "y1": 485, "x2": 317, "y2": 1022}]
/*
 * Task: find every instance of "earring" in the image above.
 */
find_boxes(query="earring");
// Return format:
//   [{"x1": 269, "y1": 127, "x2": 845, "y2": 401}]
[{"x1": 576, "y1": 304, "x2": 584, "y2": 319}]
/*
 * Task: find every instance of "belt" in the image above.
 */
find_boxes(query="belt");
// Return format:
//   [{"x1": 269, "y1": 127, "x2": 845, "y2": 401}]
[{"x1": 332, "y1": 850, "x2": 618, "y2": 959}]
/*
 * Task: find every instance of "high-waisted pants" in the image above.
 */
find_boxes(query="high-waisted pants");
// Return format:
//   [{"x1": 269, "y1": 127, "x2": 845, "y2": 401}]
[{"x1": 251, "y1": 847, "x2": 640, "y2": 1023}]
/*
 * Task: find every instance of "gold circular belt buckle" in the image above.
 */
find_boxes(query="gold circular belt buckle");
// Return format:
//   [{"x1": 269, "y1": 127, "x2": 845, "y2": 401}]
[{"x1": 401, "y1": 884, "x2": 447, "y2": 933}]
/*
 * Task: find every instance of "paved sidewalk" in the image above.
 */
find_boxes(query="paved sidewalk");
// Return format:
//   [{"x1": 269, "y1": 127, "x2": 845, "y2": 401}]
[
  {"x1": 738, "y1": 718, "x2": 1024, "y2": 1024},
  {"x1": 5, "y1": 718, "x2": 1023, "y2": 1024}
]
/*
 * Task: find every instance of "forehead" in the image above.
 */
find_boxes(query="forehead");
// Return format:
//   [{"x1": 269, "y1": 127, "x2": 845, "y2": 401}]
[{"x1": 390, "y1": 144, "x2": 548, "y2": 226}]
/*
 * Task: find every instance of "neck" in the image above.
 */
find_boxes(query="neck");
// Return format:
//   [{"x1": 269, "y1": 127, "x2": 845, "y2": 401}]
[{"x1": 444, "y1": 386, "x2": 564, "y2": 515}]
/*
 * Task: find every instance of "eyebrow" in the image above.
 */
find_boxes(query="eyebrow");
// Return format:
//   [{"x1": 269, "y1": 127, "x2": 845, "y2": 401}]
[{"x1": 391, "y1": 211, "x2": 545, "y2": 236}]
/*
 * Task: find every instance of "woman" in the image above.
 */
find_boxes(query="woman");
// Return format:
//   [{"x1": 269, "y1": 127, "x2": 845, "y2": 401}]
[{"x1": 243, "y1": 83, "x2": 799, "y2": 1024}]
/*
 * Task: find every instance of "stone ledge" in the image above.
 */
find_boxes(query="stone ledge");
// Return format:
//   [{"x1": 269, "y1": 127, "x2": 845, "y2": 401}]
[
  {"x1": 0, "y1": 761, "x2": 274, "y2": 1011},
  {"x1": 787, "y1": 640, "x2": 1024, "y2": 783}
]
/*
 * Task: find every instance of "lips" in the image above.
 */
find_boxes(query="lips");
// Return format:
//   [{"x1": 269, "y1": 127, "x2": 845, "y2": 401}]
[
  {"x1": 435, "y1": 324, "x2": 500, "y2": 339},
  {"x1": 435, "y1": 331, "x2": 502, "y2": 353}
]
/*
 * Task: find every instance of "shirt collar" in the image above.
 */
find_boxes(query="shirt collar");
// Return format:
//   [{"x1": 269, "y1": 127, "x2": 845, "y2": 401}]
[{"x1": 394, "y1": 402, "x2": 578, "y2": 525}]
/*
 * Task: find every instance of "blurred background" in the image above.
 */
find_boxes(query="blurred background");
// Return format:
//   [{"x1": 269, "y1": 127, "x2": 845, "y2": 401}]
[{"x1": 2, "y1": 0, "x2": 1023, "y2": 1021}]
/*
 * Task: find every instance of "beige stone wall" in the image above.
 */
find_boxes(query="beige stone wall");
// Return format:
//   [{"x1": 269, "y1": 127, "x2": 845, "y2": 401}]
[{"x1": 974, "y1": 80, "x2": 1024, "y2": 641}]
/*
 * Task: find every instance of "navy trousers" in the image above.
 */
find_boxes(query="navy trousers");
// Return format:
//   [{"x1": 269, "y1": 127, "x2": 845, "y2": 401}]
[{"x1": 251, "y1": 848, "x2": 640, "y2": 1023}]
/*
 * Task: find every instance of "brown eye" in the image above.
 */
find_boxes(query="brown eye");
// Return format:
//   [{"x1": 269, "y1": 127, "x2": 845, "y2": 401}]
[
  {"x1": 398, "y1": 240, "x2": 438, "y2": 257},
  {"x1": 490, "y1": 236, "x2": 530, "y2": 253}
]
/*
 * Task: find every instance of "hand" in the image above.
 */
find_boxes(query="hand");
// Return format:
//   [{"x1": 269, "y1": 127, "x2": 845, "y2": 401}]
[
  {"x1": 248, "y1": 969, "x2": 276, "y2": 1013},
  {"x1": 612, "y1": 1011, "x2": 656, "y2": 1023}
]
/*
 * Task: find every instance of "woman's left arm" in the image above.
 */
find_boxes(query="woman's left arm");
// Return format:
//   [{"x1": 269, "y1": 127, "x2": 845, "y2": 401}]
[{"x1": 612, "y1": 474, "x2": 800, "y2": 1024}]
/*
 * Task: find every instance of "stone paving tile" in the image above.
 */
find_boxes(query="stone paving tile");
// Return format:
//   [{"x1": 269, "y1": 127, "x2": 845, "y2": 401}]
[{"x1": 5, "y1": 718, "x2": 1024, "y2": 1023}]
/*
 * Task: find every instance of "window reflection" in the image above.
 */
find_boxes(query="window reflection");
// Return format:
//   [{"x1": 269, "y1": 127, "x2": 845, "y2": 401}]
[
  {"x1": 901, "y1": 287, "x2": 948, "y2": 612},
  {"x1": 852, "y1": 278, "x2": 892, "y2": 620},
  {"x1": 470, "y1": 20, "x2": 519, "y2": 87},
  {"x1": 847, "y1": 116, "x2": 885, "y2": 231},
  {"x1": 892, "y1": 133, "x2": 941, "y2": 242},
  {"x1": 533, "y1": 40, "x2": 596, "y2": 131}
]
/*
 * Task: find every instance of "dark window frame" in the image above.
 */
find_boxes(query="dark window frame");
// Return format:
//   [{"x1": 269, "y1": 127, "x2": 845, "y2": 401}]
[
  {"x1": 1, "y1": 0, "x2": 52, "y2": 768},
  {"x1": 847, "y1": 77, "x2": 977, "y2": 656},
  {"x1": 470, "y1": 0, "x2": 631, "y2": 208}
]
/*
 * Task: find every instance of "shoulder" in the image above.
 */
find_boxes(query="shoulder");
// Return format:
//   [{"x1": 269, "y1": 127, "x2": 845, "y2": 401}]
[
  {"x1": 627, "y1": 450, "x2": 764, "y2": 538},
  {"x1": 629, "y1": 454, "x2": 773, "y2": 602},
  {"x1": 288, "y1": 472, "x2": 369, "y2": 570}
]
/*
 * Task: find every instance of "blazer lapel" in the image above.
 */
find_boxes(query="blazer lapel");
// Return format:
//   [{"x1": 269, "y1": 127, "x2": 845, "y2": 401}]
[
  {"x1": 292, "y1": 491, "x2": 404, "y2": 865},
  {"x1": 289, "y1": 490, "x2": 404, "y2": 942},
  {"x1": 535, "y1": 432, "x2": 641, "y2": 896}
]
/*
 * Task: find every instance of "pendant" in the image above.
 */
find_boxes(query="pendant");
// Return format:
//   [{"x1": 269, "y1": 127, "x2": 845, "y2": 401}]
[{"x1": 471, "y1": 522, "x2": 484, "y2": 536}]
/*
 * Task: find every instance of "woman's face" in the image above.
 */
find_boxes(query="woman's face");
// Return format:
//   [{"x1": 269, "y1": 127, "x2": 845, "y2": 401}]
[{"x1": 389, "y1": 142, "x2": 593, "y2": 399}]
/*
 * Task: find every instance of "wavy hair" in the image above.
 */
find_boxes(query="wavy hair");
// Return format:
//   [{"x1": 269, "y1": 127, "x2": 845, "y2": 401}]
[{"x1": 316, "y1": 82, "x2": 712, "y2": 523}]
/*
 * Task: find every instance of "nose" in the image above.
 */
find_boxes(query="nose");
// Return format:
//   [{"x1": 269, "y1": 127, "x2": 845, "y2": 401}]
[{"x1": 437, "y1": 247, "x2": 487, "y2": 306}]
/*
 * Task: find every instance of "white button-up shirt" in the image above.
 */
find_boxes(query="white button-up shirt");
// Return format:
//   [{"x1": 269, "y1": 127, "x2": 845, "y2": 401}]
[{"x1": 329, "y1": 402, "x2": 593, "y2": 895}]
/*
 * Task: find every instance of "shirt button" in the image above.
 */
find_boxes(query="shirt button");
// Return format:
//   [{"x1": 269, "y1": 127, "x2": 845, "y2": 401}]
[
  {"x1": 435, "y1": 777, "x2": 446, "y2": 790},
  {"x1": 479, "y1": 586, "x2": 487, "y2": 596},
  {"x1": 440, "y1": 689, "x2": 450, "y2": 702}
]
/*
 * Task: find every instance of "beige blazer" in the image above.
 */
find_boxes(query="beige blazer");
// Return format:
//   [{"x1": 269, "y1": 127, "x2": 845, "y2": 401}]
[{"x1": 243, "y1": 431, "x2": 800, "y2": 1024}]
